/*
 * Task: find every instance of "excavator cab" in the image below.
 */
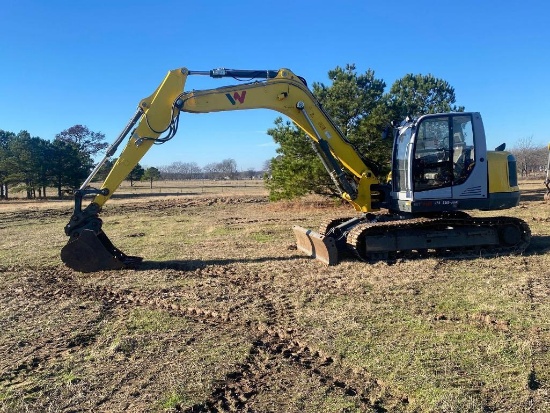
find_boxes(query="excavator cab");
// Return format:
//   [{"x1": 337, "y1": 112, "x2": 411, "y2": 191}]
[{"x1": 391, "y1": 112, "x2": 520, "y2": 214}]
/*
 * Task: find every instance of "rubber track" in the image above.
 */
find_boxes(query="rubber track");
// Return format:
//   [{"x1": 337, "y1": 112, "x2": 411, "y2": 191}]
[{"x1": 347, "y1": 216, "x2": 531, "y2": 262}]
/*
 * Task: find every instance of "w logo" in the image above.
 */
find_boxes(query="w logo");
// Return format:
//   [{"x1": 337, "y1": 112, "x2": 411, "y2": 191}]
[{"x1": 225, "y1": 91, "x2": 247, "y2": 105}]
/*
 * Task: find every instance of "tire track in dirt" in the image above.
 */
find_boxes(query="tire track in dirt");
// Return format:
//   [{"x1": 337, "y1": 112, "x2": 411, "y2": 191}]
[
  {"x1": 0, "y1": 308, "x2": 109, "y2": 380},
  {"x1": 258, "y1": 293, "x2": 296, "y2": 330},
  {"x1": 89, "y1": 288, "x2": 406, "y2": 411},
  {"x1": 429, "y1": 312, "x2": 512, "y2": 332},
  {"x1": 183, "y1": 330, "x2": 380, "y2": 412},
  {"x1": 75, "y1": 285, "x2": 394, "y2": 410},
  {"x1": 6, "y1": 267, "x2": 407, "y2": 411},
  {"x1": 105, "y1": 196, "x2": 268, "y2": 216},
  {"x1": 521, "y1": 257, "x2": 549, "y2": 409},
  {"x1": 0, "y1": 285, "x2": 112, "y2": 388}
]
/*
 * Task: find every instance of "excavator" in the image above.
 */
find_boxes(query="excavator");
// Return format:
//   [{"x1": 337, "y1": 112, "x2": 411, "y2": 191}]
[{"x1": 61, "y1": 67, "x2": 531, "y2": 272}]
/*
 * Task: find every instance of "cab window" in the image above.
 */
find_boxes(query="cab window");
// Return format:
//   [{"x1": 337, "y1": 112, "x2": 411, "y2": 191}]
[
  {"x1": 413, "y1": 115, "x2": 475, "y2": 191},
  {"x1": 413, "y1": 117, "x2": 452, "y2": 191}
]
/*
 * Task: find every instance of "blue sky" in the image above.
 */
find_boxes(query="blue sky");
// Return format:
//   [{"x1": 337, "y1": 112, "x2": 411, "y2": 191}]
[{"x1": 1, "y1": 0, "x2": 549, "y2": 171}]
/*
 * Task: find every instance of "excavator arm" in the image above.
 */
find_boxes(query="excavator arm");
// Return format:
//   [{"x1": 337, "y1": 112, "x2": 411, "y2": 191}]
[{"x1": 61, "y1": 67, "x2": 382, "y2": 272}]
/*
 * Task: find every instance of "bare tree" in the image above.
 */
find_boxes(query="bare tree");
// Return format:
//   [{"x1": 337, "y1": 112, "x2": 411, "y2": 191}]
[
  {"x1": 219, "y1": 158, "x2": 238, "y2": 179},
  {"x1": 159, "y1": 161, "x2": 201, "y2": 179},
  {"x1": 55, "y1": 125, "x2": 108, "y2": 157},
  {"x1": 511, "y1": 136, "x2": 548, "y2": 177},
  {"x1": 203, "y1": 162, "x2": 221, "y2": 179}
]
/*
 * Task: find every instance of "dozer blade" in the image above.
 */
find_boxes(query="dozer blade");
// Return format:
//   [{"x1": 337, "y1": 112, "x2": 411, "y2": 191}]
[
  {"x1": 293, "y1": 225, "x2": 339, "y2": 265},
  {"x1": 61, "y1": 229, "x2": 143, "y2": 273}
]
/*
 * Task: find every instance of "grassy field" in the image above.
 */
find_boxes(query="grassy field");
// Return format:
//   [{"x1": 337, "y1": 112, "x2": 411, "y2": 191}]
[{"x1": 0, "y1": 180, "x2": 548, "y2": 412}]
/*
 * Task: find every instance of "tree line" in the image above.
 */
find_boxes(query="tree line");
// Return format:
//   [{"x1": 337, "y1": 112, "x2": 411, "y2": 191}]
[
  {"x1": 0, "y1": 125, "x2": 206, "y2": 199},
  {"x1": 155, "y1": 159, "x2": 266, "y2": 181},
  {"x1": 0, "y1": 126, "x2": 107, "y2": 199},
  {"x1": 0, "y1": 127, "x2": 262, "y2": 198},
  {"x1": 119, "y1": 158, "x2": 263, "y2": 189},
  {"x1": 0, "y1": 123, "x2": 265, "y2": 199}
]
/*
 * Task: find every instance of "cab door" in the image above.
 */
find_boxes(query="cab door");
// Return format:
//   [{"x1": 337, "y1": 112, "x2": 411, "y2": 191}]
[
  {"x1": 412, "y1": 115, "x2": 453, "y2": 200},
  {"x1": 450, "y1": 113, "x2": 487, "y2": 200}
]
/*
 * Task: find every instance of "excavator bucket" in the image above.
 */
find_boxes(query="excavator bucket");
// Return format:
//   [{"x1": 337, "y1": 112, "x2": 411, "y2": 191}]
[
  {"x1": 61, "y1": 229, "x2": 142, "y2": 273},
  {"x1": 293, "y1": 226, "x2": 339, "y2": 265}
]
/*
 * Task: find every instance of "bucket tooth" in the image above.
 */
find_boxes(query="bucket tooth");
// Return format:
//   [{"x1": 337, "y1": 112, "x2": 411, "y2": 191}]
[
  {"x1": 293, "y1": 225, "x2": 339, "y2": 265},
  {"x1": 61, "y1": 229, "x2": 142, "y2": 273}
]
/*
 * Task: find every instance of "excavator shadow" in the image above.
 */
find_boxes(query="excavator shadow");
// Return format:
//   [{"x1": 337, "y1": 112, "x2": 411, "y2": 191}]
[
  {"x1": 518, "y1": 188, "x2": 548, "y2": 202},
  {"x1": 127, "y1": 234, "x2": 550, "y2": 271},
  {"x1": 135, "y1": 255, "x2": 306, "y2": 271},
  {"x1": 524, "y1": 235, "x2": 550, "y2": 255}
]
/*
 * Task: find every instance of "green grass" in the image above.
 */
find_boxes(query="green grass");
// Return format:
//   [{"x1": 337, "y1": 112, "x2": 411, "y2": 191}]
[{"x1": 159, "y1": 391, "x2": 188, "y2": 410}]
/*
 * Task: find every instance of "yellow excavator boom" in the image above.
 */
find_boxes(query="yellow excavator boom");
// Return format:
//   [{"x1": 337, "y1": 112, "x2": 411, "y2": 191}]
[
  {"x1": 62, "y1": 67, "x2": 381, "y2": 272},
  {"x1": 91, "y1": 68, "x2": 379, "y2": 210}
]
